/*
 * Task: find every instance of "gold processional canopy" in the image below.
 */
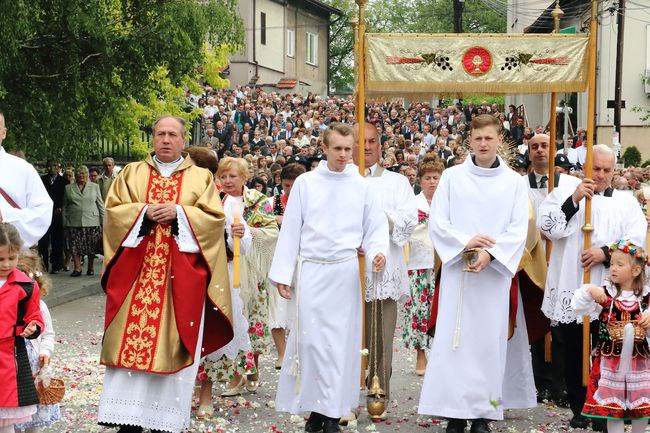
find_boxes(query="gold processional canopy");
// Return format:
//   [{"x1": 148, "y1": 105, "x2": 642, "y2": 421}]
[{"x1": 364, "y1": 33, "x2": 589, "y2": 97}]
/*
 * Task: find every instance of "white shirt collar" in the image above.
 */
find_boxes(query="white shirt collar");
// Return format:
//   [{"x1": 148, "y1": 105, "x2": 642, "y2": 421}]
[
  {"x1": 154, "y1": 155, "x2": 184, "y2": 177},
  {"x1": 367, "y1": 163, "x2": 379, "y2": 177}
]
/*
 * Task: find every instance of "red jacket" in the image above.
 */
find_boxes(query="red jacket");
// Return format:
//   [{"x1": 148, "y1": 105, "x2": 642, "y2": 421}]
[{"x1": 0, "y1": 268, "x2": 44, "y2": 407}]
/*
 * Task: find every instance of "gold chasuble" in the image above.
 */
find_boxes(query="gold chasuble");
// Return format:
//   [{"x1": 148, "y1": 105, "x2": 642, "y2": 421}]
[{"x1": 100, "y1": 153, "x2": 233, "y2": 374}]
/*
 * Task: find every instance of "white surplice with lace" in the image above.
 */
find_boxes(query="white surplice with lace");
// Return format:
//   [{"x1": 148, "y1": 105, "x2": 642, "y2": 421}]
[
  {"x1": 363, "y1": 164, "x2": 418, "y2": 302},
  {"x1": 537, "y1": 184, "x2": 646, "y2": 325}
]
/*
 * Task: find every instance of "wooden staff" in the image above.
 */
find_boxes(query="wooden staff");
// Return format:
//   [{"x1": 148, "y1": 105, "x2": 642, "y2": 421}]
[
  {"x1": 644, "y1": 186, "x2": 650, "y2": 252},
  {"x1": 355, "y1": 0, "x2": 368, "y2": 387},
  {"x1": 581, "y1": 0, "x2": 599, "y2": 387},
  {"x1": 544, "y1": 0, "x2": 564, "y2": 364}
]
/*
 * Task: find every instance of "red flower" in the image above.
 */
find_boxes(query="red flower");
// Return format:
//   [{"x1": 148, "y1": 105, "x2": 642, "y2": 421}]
[
  {"x1": 255, "y1": 322, "x2": 263, "y2": 329},
  {"x1": 412, "y1": 323, "x2": 418, "y2": 330},
  {"x1": 420, "y1": 295, "x2": 427, "y2": 302},
  {"x1": 420, "y1": 325, "x2": 427, "y2": 332}
]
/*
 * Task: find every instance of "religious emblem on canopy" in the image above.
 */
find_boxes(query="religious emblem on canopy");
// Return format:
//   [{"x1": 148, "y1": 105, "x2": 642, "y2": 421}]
[{"x1": 462, "y1": 46, "x2": 492, "y2": 76}]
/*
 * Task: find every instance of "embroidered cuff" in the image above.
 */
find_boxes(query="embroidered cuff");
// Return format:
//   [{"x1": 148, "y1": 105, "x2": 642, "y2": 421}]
[{"x1": 561, "y1": 195, "x2": 579, "y2": 223}]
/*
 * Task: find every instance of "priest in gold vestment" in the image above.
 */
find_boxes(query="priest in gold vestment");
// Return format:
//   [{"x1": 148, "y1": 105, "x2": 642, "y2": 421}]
[{"x1": 97, "y1": 116, "x2": 233, "y2": 433}]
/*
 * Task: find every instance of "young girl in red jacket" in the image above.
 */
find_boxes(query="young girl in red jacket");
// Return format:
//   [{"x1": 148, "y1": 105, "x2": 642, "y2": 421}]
[{"x1": 0, "y1": 223, "x2": 44, "y2": 433}]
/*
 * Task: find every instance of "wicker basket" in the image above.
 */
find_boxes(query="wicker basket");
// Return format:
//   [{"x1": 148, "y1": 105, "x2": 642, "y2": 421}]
[
  {"x1": 36, "y1": 377, "x2": 65, "y2": 405},
  {"x1": 606, "y1": 320, "x2": 646, "y2": 342}
]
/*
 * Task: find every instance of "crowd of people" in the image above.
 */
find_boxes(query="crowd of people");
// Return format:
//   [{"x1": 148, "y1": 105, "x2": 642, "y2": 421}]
[{"x1": 1, "y1": 82, "x2": 650, "y2": 433}]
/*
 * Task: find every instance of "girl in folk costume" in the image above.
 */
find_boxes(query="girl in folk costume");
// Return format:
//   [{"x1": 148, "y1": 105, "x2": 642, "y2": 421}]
[
  {"x1": 199, "y1": 157, "x2": 278, "y2": 398},
  {"x1": 571, "y1": 240, "x2": 650, "y2": 433},
  {"x1": 14, "y1": 251, "x2": 60, "y2": 433},
  {"x1": 402, "y1": 159, "x2": 443, "y2": 375},
  {"x1": 0, "y1": 223, "x2": 44, "y2": 433}
]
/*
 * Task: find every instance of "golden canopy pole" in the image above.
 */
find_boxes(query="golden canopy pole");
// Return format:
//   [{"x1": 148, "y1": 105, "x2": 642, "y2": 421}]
[
  {"x1": 544, "y1": 0, "x2": 564, "y2": 364},
  {"x1": 354, "y1": 0, "x2": 368, "y2": 387},
  {"x1": 581, "y1": 0, "x2": 599, "y2": 387}
]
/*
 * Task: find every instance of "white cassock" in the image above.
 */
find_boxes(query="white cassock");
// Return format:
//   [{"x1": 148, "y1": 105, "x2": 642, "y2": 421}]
[
  {"x1": 538, "y1": 184, "x2": 647, "y2": 325},
  {"x1": 418, "y1": 156, "x2": 528, "y2": 420},
  {"x1": 98, "y1": 158, "x2": 206, "y2": 433},
  {"x1": 364, "y1": 164, "x2": 417, "y2": 302},
  {"x1": 269, "y1": 161, "x2": 388, "y2": 418},
  {"x1": 0, "y1": 147, "x2": 52, "y2": 246}
]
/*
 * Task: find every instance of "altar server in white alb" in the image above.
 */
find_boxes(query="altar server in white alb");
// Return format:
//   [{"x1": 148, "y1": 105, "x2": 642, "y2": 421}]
[
  {"x1": 269, "y1": 123, "x2": 388, "y2": 433},
  {"x1": 419, "y1": 114, "x2": 528, "y2": 433},
  {"x1": 354, "y1": 122, "x2": 417, "y2": 416},
  {"x1": 0, "y1": 112, "x2": 53, "y2": 246},
  {"x1": 537, "y1": 144, "x2": 647, "y2": 429}
]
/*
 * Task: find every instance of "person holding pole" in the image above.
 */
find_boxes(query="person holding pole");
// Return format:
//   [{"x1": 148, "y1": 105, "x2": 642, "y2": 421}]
[
  {"x1": 418, "y1": 114, "x2": 529, "y2": 433},
  {"x1": 353, "y1": 122, "x2": 417, "y2": 421},
  {"x1": 537, "y1": 144, "x2": 647, "y2": 429},
  {"x1": 269, "y1": 123, "x2": 388, "y2": 433},
  {"x1": 524, "y1": 133, "x2": 580, "y2": 406}
]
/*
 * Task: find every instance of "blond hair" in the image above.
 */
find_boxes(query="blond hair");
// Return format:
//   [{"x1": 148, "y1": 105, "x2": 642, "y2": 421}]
[
  {"x1": 217, "y1": 156, "x2": 250, "y2": 181},
  {"x1": 17, "y1": 249, "x2": 51, "y2": 296}
]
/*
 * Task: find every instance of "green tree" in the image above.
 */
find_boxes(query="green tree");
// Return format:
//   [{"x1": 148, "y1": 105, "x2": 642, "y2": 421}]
[
  {"x1": 621, "y1": 146, "x2": 642, "y2": 167},
  {"x1": 324, "y1": 0, "x2": 506, "y2": 93},
  {"x1": 0, "y1": 0, "x2": 244, "y2": 162}
]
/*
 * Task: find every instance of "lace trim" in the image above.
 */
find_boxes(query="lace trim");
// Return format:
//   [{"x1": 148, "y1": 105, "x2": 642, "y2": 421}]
[
  {"x1": 98, "y1": 397, "x2": 189, "y2": 431},
  {"x1": 539, "y1": 208, "x2": 567, "y2": 237},
  {"x1": 122, "y1": 206, "x2": 148, "y2": 248},
  {"x1": 174, "y1": 205, "x2": 200, "y2": 253},
  {"x1": 543, "y1": 286, "x2": 599, "y2": 324},
  {"x1": 365, "y1": 267, "x2": 409, "y2": 302}
]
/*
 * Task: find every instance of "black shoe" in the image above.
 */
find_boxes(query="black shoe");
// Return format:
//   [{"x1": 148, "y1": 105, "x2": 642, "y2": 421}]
[
  {"x1": 49, "y1": 268, "x2": 59, "y2": 275},
  {"x1": 592, "y1": 418, "x2": 607, "y2": 432},
  {"x1": 470, "y1": 419, "x2": 491, "y2": 433},
  {"x1": 569, "y1": 415, "x2": 589, "y2": 429},
  {"x1": 151, "y1": 430, "x2": 172, "y2": 433},
  {"x1": 446, "y1": 418, "x2": 468, "y2": 433},
  {"x1": 70, "y1": 270, "x2": 82, "y2": 277},
  {"x1": 116, "y1": 426, "x2": 143, "y2": 433},
  {"x1": 536, "y1": 388, "x2": 552, "y2": 403},
  {"x1": 552, "y1": 391, "x2": 570, "y2": 408},
  {"x1": 87, "y1": 270, "x2": 94, "y2": 276},
  {"x1": 305, "y1": 412, "x2": 324, "y2": 433},
  {"x1": 322, "y1": 417, "x2": 341, "y2": 433}
]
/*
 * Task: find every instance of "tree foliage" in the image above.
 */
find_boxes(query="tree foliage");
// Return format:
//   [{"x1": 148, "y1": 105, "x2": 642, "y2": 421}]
[
  {"x1": 0, "y1": 0, "x2": 244, "y2": 163},
  {"x1": 325, "y1": 0, "x2": 506, "y2": 93},
  {"x1": 622, "y1": 146, "x2": 642, "y2": 168}
]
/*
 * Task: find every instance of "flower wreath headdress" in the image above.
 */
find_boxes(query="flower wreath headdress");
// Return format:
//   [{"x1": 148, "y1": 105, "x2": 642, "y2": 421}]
[{"x1": 608, "y1": 239, "x2": 650, "y2": 267}]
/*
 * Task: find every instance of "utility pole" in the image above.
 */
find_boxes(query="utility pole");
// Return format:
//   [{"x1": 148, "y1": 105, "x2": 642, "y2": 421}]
[
  {"x1": 614, "y1": 0, "x2": 625, "y2": 145},
  {"x1": 453, "y1": 0, "x2": 464, "y2": 33}
]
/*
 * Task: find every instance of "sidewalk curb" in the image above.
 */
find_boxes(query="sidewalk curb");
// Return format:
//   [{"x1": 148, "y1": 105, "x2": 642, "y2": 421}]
[{"x1": 48, "y1": 280, "x2": 103, "y2": 309}]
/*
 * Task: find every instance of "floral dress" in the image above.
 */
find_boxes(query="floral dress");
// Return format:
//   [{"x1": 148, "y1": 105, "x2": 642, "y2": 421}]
[
  {"x1": 401, "y1": 193, "x2": 435, "y2": 350},
  {"x1": 573, "y1": 283, "x2": 650, "y2": 420},
  {"x1": 199, "y1": 187, "x2": 279, "y2": 381}
]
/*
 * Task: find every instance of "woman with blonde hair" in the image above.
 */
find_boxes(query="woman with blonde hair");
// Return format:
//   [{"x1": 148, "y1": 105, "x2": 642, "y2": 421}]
[{"x1": 197, "y1": 157, "x2": 278, "y2": 408}]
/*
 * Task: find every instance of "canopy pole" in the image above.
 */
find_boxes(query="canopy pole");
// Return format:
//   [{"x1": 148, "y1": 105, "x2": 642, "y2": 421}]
[
  {"x1": 581, "y1": 0, "x2": 598, "y2": 387},
  {"x1": 544, "y1": 0, "x2": 564, "y2": 364},
  {"x1": 355, "y1": 0, "x2": 368, "y2": 388}
]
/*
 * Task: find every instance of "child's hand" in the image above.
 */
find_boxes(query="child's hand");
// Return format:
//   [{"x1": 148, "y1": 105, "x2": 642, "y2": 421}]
[
  {"x1": 639, "y1": 312, "x2": 650, "y2": 329},
  {"x1": 20, "y1": 321, "x2": 38, "y2": 338},
  {"x1": 587, "y1": 285, "x2": 607, "y2": 304},
  {"x1": 39, "y1": 354, "x2": 50, "y2": 367}
]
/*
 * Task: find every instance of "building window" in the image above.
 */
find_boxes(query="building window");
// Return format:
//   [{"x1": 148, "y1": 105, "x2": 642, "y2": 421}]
[
  {"x1": 287, "y1": 29, "x2": 295, "y2": 58},
  {"x1": 261, "y1": 12, "x2": 266, "y2": 45},
  {"x1": 306, "y1": 32, "x2": 318, "y2": 66}
]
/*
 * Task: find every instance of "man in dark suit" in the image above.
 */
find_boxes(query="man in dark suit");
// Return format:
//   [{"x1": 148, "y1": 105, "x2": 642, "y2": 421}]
[
  {"x1": 280, "y1": 122, "x2": 294, "y2": 141},
  {"x1": 38, "y1": 160, "x2": 69, "y2": 273},
  {"x1": 214, "y1": 120, "x2": 231, "y2": 149}
]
